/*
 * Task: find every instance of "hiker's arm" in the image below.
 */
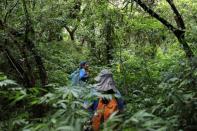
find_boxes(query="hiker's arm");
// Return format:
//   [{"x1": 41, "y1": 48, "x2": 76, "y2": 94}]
[
  {"x1": 83, "y1": 100, "x2": 99, "y2": 112},
  {"x1": 117, "y1": 98, "x2": 124, "y2": 112},
  {"x1": 89, "y1": 100, "x2": 99, "y2": 111},
  {"x1": 79, "y1": 69, "x2": 88, "y2": 79}
]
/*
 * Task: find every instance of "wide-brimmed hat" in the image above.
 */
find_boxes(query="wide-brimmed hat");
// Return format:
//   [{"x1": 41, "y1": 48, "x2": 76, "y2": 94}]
[
  {"x1": 94, "y1": 69, "x2": 112, "y2": 81},
  {"x1": 94, "y1": 69, "x2": 117, "y2": 92}
]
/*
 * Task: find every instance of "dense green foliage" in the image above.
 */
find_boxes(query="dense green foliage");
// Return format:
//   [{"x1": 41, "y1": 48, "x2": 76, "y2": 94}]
[{"x1": 0, "y1": 0, "x2": 197, "y2": 130}]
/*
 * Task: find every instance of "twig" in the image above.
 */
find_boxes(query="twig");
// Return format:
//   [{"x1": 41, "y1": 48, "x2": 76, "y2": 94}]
[{"x1": 4, "y1": 0, "x2": 19, "y2": 23}]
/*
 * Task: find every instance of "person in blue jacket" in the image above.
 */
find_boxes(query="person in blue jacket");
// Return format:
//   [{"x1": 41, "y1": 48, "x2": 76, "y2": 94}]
[
  {"x1": 79, "y1": 61, "x2": 89, "y2": 82},
  {"x1": 70, "y1": 61, "x2": 89, "y2": 86}
]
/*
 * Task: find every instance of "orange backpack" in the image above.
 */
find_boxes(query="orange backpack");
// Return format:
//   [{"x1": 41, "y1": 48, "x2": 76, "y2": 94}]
[{"x1": 92, "y1": 97, "x2": 118, "y2": 131}]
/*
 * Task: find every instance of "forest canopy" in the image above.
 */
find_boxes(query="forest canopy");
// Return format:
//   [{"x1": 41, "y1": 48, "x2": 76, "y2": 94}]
[{"x1": 0, "y1": 0, "x2": 197, "y2": 130}]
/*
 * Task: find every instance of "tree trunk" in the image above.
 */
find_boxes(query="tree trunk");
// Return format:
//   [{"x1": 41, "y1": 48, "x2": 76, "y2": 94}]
[
  {"x1": 65, "y1": 25, "x2": 77, "y2": 41},
  {"x1": 3, "y1": 46, "x2": 32, "y2": 87},
  {"x1": 89, "y1": 24, "x2": 97, "y2": 61},
  {"x1": 70, "y1": 31, "x2": 75, "y2": 41},
  {"x1": 25, "y1": 39, "x2": 47, "y2": 87},
  {"x1": 19, "y1": 45, "x2": 35, "y2": 86},
  {"x1": 174, "y1": 31, "x2": 194, "y2": 60},
  {"x1": 22, "y1": 0, "x2": 48, "y2": 87},
  {"x1": 105, "y1": 19, "x2": 114, "y2": 65}
]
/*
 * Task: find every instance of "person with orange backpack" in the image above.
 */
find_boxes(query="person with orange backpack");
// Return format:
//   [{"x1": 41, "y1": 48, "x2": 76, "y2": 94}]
[{"x1": 84, "y1": 69, "x2": 124, "y2": 131}]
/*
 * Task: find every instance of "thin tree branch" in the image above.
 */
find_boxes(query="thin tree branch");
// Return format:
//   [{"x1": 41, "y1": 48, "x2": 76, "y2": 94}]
[
  {"x1": 133, "y1": 0, "x2": 177, "y2": 32},
  {"x1": 133, "y1": 0, "x2": 195, "y2": 63},
  {"x1": 166, "y1": 0, "x2": 185, "y2": 29},
  {"x1": 64, "y1": 25, "x2": 72, "y2": 34},
  {"x1": 4, "y1": 0, "x2": 19, "y2": 23}
]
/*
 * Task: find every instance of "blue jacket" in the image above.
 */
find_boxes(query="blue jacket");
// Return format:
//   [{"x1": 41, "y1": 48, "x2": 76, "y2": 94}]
[{"x1": 79, "y1": 68, "x2": 88, "y2": 81}]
